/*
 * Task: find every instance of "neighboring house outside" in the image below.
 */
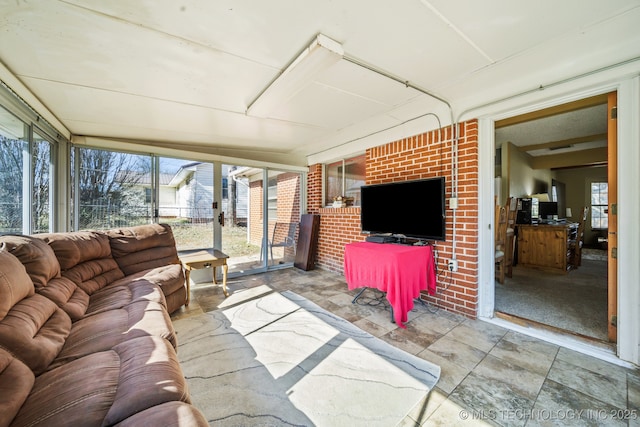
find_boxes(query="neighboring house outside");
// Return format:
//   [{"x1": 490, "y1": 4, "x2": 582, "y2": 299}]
[
  {"x1": 123, "y1": 162, "x2": 247, "y2": 224},
  {"x1": 163, "y1": 162, "x2": 213, "y2": 222}
]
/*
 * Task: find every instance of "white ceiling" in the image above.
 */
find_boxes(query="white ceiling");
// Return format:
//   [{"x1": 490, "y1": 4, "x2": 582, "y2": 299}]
[
  {"x1": 1, "y1": 0, "x2": 639, "y2": 166},
  {"x1": 495, "y1": 103, "x2": 609, "y2": 158}
]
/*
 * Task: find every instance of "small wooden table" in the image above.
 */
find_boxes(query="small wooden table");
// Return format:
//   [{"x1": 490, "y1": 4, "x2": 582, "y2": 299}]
[{"x1": 180, "y1": 250, "x2": 229, "y2": 304}]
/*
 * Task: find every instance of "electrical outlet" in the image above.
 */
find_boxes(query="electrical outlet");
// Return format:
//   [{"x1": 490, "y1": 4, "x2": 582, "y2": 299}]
[{"x1": 448, "y1": 259, "x2": 458, "y2": 272}]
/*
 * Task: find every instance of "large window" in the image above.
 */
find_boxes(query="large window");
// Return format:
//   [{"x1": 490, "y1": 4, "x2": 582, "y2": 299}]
[
  {"x1": 325, "y1": 154, "x2": 366, "y2": 207},
  {"x1": 0, "y1": 105, "x2": 54, "y2": 234},
  {"x1": 72, "y1": 147, "x2": 152, "y2": 230},
  {"x1": 591, "y1": 181, "x2": 608, "y2": 229}
]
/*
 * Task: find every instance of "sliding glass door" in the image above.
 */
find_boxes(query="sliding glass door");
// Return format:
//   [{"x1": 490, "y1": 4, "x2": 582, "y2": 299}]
[
  {"x1": 221, "y1": 164, "x2": 263, "y2": 274},
  {"x1": 221, "y1": 166, "x2": 302, "y2": 274},
  {"x1": 70, "y1": 148, "x2": 303, "y2": 278},
  {"x1": 265, "y1": 169, "x2": 302, "y2": 267},
  {"x1": 158, "y1": 157, "x2": 214, "y2": 252}
]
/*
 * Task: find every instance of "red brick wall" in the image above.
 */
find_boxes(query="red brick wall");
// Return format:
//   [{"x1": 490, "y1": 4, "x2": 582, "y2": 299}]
[
  {"x1": 307, "y1": 164, "x2": 323, "y2": 214},
  {"x1": 316, "y1": 207, "x2": 365, "y2": 272},
  {"x1": 275, "y1": 172, "x2": 301, "y2": 222},
  {"x1": 274, "y1": 173, "x2": 301, "y2": 259},
  {"x1": 308, "y1": 120, "x2": 479, "y2": 318}
]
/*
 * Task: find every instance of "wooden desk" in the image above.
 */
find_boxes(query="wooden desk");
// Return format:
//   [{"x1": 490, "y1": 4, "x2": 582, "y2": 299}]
[
  {"x1": 517, "y1": 223, "x2": 578, "y2": 273},
  {"x1": 180, "y1": 250, "x2": 229, "y2": 304},
  {"x1": 343, "y1": 242, "x2": 436, "y2": 328}
]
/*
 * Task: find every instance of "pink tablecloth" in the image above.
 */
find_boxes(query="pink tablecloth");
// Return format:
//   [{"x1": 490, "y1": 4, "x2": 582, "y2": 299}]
[{"x1": 343, "y1": 241, "x2": 437, "y2": 328}]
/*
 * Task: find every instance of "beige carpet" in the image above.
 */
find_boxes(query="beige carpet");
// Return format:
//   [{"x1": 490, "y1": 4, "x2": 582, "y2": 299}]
[
  {"x1": 495, "y1": 257, "x2": 608, "y2": 340},
  {"x1": 173, "y1": 285, "x2": 440, "y2": 426}
]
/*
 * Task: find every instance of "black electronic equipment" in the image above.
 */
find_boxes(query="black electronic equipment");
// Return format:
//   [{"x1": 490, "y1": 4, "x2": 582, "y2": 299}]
[
  {"x1": 365, "y1": 235, "x2": 397, "y2": 244},
  {"x1": 538, "y1": 201, "x2": 559, "y2": 221},
  {"x1": 360, "y1": 177, "x2": 446, "y2": 241},
  {"x1": 516, "y1": 198, "x2": 533, "y2": 224}
]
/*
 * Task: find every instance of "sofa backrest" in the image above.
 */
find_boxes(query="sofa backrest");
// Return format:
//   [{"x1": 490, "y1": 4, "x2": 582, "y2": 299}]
[
  {"x1": 0, "y1": 235, "x2": 60, "y2": 287},
  {"x1": 35, "y1": 231, "x2": 125, "y2": 295},
  {"x1": 0, "y1": 248, "x2": 71, "y2": 375},
  {"x1": 107, "y1": 223, "x2": 180, "y2": 276},
  {"x1": 0, "y1": 245, "x2": 35, "y2": 319},
  {"x1": 0, "y1": 235, "x2": 90, "y2": 321}
]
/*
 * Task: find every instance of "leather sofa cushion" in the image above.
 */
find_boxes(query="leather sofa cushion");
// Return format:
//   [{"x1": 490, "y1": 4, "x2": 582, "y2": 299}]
[
  {"x1": 37, "y1": 276, "x2": 90, "y2": 321},
  {"x1": 85, "y1": 277, "x2": 167, "y2": 316},
  {"x1": 51, "y1": 300, "x2": 177, "y2": 369},
  {"x1": 37, "y1": 231, "x2": 110, "y2": 270},
  {"x1": 10, "y1": 337, "x2": 190, "y2": 427},
  {"x1": 113, "y1": 401, "x2": 209, "y2": 427},
  {"x1": 107, "y1": 224, "x2": 180, "y2": 276},
  {"x1": 0, "y1": 235, "x2": 61, "y2": 288},
  {"x1": 0, "y1": 249, "x2": 35, "y2": 320},
  {"x1": 11, "y1": 348, "x2": 120, "y2": 426},
  {"x1": 121, "y1": 263, "x2": 185, "y2": 298},
  {"x1": 0, "y1": 292, "x2": 71, "y2": 375},
  {"x1": 0, "y1": 349, "x2": 35, "y2": 427},
  {"x1": 103, "y1": 336, "x2": 189, "y2": 425},
  {"x1": 36, "y1": 232, "x2": 125, "y2": 294},
  {"x1": 0, "y1": 236, "x2": 92, "y2": 321}
]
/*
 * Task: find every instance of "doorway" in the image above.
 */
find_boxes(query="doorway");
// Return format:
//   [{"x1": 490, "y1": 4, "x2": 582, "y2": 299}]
[{"x1": 492, "y1": 93, "x2": 617, "y2": 344}]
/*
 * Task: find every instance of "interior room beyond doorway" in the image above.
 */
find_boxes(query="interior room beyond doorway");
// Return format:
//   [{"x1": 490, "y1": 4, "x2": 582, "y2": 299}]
[{"x1": 493, "y1": 93, "x2": 612, "y2": 345}]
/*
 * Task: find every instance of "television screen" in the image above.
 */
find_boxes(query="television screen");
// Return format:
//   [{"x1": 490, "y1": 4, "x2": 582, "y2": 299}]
[{"x1": 360, "y1": 177, "x2": 446, "y2": 241}]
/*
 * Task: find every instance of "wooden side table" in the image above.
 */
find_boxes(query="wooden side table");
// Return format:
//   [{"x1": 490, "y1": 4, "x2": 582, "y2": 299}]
[{"x1": 180, "y1": 249, "x2": 229, "y2": 305}]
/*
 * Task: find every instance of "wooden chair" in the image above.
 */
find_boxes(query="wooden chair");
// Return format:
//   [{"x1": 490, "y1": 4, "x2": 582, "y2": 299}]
[
  {"x1": 569, "y1": 207, "x2": 589, "y2": 269},
  {"x1": 505, "y1": 197, "x2": 518, "y2": 278},
  {"x1": 495, "y1": 203, "x2": 508, "y2": 284}
]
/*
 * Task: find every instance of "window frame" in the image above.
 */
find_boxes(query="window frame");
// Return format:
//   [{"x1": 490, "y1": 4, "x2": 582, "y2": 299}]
[
  {"x1": 324, "y1": 154, "x2": 366, "y2": 207},
  {"x1": 590, "y1": 180, "x2": 608, "y2": 230}
]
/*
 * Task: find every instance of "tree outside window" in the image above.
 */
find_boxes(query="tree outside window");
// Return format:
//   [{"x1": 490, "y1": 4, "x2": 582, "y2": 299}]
[{"x1": 590, "y1": 181, "x2": 608, "y2": 229}]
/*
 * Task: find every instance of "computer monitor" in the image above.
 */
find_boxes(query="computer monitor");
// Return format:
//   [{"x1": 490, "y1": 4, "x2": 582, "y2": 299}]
[{"x1": 538, "y1": 201, "x2": 558, "y2": 220}]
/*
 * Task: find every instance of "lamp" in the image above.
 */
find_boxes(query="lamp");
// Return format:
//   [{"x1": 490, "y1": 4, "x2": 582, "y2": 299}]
[
  {"x1": 566, "y1": 208, "x2": 572, "y2": 218},
  {"x1": 246, "y1": 34, "x2": 344, "y2": 118}
]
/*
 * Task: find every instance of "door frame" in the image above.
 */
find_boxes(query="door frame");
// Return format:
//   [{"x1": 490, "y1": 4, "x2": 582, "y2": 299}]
[{"x1": 477, "y1": 76, "x2": 640, "y2": 366}]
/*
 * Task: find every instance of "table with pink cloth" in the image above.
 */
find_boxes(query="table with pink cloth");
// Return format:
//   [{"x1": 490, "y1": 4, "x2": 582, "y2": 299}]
[{"x1": 343, "y1": 241, "x2": 437, "y2": 328}]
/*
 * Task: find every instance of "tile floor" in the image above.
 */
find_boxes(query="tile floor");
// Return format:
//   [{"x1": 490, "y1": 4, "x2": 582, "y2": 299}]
[{"x1": 172, "y1": 267, "x2": 640, "y2": 427}]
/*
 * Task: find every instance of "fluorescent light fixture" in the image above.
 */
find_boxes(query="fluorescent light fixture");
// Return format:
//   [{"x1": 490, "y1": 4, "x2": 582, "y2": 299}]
[{"x1": 246, "y1": 34, "x2": 344, "y2": 118}]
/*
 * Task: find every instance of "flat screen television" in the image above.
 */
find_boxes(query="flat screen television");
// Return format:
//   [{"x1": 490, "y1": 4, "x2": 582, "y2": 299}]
[{"x1": 360, "y1": 177, "x2": 446, "y2": 241}]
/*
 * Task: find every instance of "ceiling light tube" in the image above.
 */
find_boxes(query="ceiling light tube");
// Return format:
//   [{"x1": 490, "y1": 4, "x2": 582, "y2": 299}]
[{"x1": 246, "y1": 34, "x2": 344, "y2": 118}]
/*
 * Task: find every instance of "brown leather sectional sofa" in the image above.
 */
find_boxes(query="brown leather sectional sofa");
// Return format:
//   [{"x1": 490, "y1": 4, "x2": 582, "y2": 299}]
[{"x1": 0, "y1": 224, "x2": 208, "y2": 427}]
